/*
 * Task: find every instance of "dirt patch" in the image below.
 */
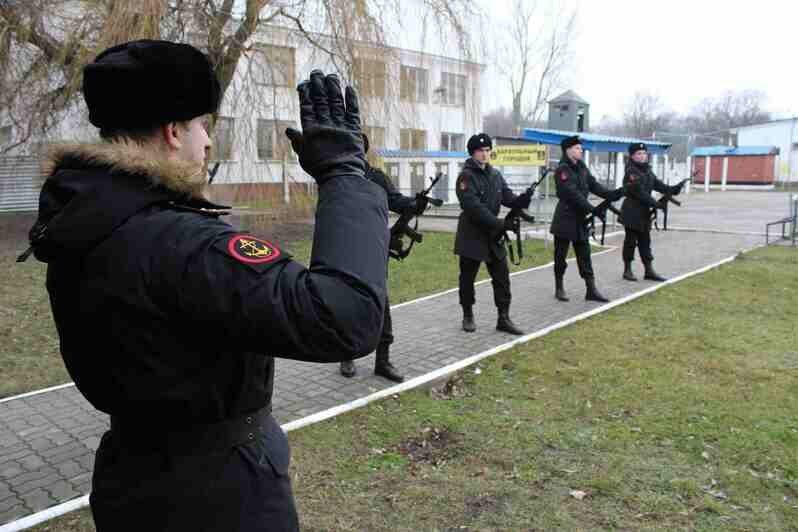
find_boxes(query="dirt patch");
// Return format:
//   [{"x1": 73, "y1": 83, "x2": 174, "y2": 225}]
[
  {"x1": 463, "y1": 493, "x2": 511, "y2": 522},
  {"x1": 397, "y1": 426, "x2": 463, "y2": 467},
  {"x1": 429, "y1": 374, "x2": 471, "y2": 400}
]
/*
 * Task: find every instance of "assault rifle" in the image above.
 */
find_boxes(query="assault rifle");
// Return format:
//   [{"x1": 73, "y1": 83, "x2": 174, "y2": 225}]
[
  {"x1": 207, "y1": 161, "x2": 221, "y2": 184},
  {"x1": 584, "y1": 197, "x2": 622, "y2": 245},
  {"x1": 651, "y1": 172, "x2": 694, "y2": 231},
  {"x1": 389, "y1": 172, "x2": 444, "y2": 260},
  {"x1": 503, "y1": 168, "x2": 551, "y2": 265}
]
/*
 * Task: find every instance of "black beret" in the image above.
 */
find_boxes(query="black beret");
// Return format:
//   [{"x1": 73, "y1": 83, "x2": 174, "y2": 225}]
[
  {"x1": 83, "y1": 40, "x2": 221, "y2": 130},
  {"x1": 467, "y1": 133, "x2": 492, "y2": 155},
  {"x1": 628, "y1": 142, "x2": 647, "y2": 155},
  {"x1": 560, "y1": 135, "x2": 582, "y2": 151}
]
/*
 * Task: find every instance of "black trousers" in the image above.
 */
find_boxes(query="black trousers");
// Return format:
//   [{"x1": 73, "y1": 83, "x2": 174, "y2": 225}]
[
  {"x1": 91, "y1": 414, "x2": 298, "y2": 532},
  {"x1": 378, "y1": 297, "x2": 394, "y2": 352},
  {"x1": 622, "y1": 227, "x2": 653, "y2": 263},
  {"x1": 458, "y1": 255, "x2": 511, "y2": 311},
  {"x1": 553, "y1": 237, "x2": 594, "y2": 279}
]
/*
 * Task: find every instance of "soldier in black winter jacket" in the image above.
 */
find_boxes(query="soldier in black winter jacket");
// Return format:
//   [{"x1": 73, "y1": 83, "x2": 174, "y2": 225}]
[
  {"x1": 620, "y1": 142, "x2": 684, "y2": 282},
  {"x1": 454, "y1": 133, "x2": 531, "y2": 335},
  {"x1": 21, "y1": 40, "x2": 387, "y2": 532},
  {"x1": 550, "y1": 135, "x2": 624, "y2": 303},
  {"x1": 338, "y1": 133, "x2": 423, "y2": 382}
]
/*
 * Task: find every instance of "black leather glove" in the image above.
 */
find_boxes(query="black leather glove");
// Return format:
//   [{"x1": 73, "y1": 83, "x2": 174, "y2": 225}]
[
  {"x1": 512, "y1": 189, "x2": 533, "y2": 209},
  {"x1": 503, "y1": 215, "x2": 517, "y2": 232},
  {"x1": 670, "y1": 182, "x2": 684, "y2": 196},
  {"x1": 610, "y1": 187, "x2": 625, "y2": 201},
  {"x1": 285, "y1": 70, "x2": 365, "y2": 184}
]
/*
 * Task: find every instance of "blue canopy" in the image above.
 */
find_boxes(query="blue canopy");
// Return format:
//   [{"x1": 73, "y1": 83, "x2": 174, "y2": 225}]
[{"x1": 522, "y1": 127, "x2": 672, "y2": 155}]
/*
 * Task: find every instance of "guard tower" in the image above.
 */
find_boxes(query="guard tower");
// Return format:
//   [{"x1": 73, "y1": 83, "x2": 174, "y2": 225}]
[{"x1": 547, "y1": 90, "x2": 589, "y2": 132}]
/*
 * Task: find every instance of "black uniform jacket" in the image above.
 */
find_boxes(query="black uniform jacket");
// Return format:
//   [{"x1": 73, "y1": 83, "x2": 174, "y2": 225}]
[
  {"x1": 454, "y1": 158, "x2": 521, "y2": 262},
  {"x1": 620, "y1": 161, "x2": 671, "y2": 232},
  {"x1": 366, "y1": 164, "x2": 415, "y2": 215},
  {"x1": 29, "y1": 142, "x2": 388, "y2": 426},
  {"x1": 550, "y1": 157, "x2": 617, "y2": 242}
]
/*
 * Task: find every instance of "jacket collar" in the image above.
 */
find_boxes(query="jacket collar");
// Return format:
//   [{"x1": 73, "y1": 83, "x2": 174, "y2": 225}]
[{"x1": 42, "y1": 140, "x2": 210, "y2": 200}]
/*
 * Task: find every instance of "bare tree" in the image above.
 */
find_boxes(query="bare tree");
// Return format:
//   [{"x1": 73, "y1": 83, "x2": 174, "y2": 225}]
[
  {"x1": 496, "y1": 0, "x2": 577, "y2": 135},
  {"x1": 688, "y1": 89, "x2": 771, "y2": 133},
  {"x1": 0, "y1": 0, "x2": 478, "y2": 155},
  {"x1": 622, "y1": 91, "x2": 673, "y2": 138}
]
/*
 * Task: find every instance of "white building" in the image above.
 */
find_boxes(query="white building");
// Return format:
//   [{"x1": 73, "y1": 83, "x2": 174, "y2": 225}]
[
  {"x1": 0, "y1": 24, "x2": 484, "y2": 209},
  {"x1": 196, "y1": 25, "x2": 483, "y2": 205},
  {"x1": 731, "y1": 117, "x2": 798, "y2": 184}
]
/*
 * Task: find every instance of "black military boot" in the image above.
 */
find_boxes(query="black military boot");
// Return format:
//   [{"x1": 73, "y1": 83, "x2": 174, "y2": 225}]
[
  {"x1": 585, "y1": 277, "x2": 610, "y2": 303},
  {"x1": 496, "y1": 309, "x2": 524, "y2": 335},
  {"x1": 374, "y1": 348, "x2": 404, "y2": 383},
  {"x1": 623, "y1": 261, "x2": 638, "y2": 281},
  {"x1": 340, "y1": 360, "x2": 356, "y2": 378},
  {"x1": 462, "y1": 306, "x2": 476, "y2": 332},
  {"x1": 643, "y1": 260, "x2": 667, "y2": 282},
  {"x1": 555, "y1": 275, "x2": 569, "y2": 301}
]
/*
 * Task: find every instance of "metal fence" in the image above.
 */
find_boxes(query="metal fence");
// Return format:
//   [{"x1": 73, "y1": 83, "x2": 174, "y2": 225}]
[
  {"x1": 765, "y1": 194, "x2": 798, "y2": 246},
  {"x1": 0, "y1": 156, "x2": 42, "y2": 213}
]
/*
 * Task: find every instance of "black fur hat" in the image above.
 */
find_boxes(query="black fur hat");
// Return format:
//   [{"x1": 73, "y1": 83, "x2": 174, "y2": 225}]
[
  {"x1": 83, "y1": 40, "x2": 221, "y2": 130},
  {"x1": 560, "y1": 135, "x2": 582, "y2": 152},
  {"x1": 467, "y1": 133, "x2": 493, "y2": 155},
  {"x1": 628, "y1": 142, "x2": 647, "y2": 155}
]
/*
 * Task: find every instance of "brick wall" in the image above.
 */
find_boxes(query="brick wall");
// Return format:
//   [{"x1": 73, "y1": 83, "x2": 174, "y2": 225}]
[{"x1": 691, "y1": 155, "x2": 775, "y2": 185}]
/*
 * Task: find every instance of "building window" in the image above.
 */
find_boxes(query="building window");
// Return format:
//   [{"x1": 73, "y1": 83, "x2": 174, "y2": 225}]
[
  {"x1": 400, "y1": 65, "x2": 428, "y2": 103},
  {"x1": 210, "y1": 117, "x2": 234, "y2": 161},
  {"x1": 353, "y1": 58, "x2": 386, "y2": 98},
  {"x1": 257, "y1": 119, "x2": 296, "y2": 160},
  {"x1": 410, "y1": 162, "x2": 426, "y2": 193},
  {"x1": 0, "y1": 125, "x2": 11, "y2": 147},
  {"x1": 384, "y1": 162, "x2": 400, "y2": 189},
  {"x1": 363, "y1": 126, "x2": 386, "y2": 151},
  {"x1": 433, "y1": 162, "x2": 450, "y2": 202},
  {"x1": 400, "y1": 128, "x2": 427, "y2": 151},
  {"x1": 440, "y1": 132, "x2": 464, "y2": 152},
  {"x1": 252, "y1": 45, "x2": 295, "y2": 87},
  {"x1": 438, "y1": 72, "x2": 466, "y2": 106}
]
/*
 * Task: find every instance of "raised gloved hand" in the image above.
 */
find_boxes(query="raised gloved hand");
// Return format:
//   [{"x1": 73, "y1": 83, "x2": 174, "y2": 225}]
[
  {"x1": 670, "y1": 182, "x2": 684, "y2": 196},
  {"x1": 285, "y1": 70, "x2": 365, "y2": 184},
  {"x1": 609, "y1": 187, "x2": 625, "y2": 201}
]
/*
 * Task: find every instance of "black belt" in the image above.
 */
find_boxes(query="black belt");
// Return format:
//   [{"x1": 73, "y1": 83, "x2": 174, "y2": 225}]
[{"x1": 110, "y1": 405, "x2": 272, "y2": 455}]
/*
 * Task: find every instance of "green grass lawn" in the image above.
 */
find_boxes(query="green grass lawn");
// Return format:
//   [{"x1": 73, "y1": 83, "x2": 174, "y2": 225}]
[
  {"x1": 30, "y1": 246, "x2": 798, "y2": 531},
  {"x1": 1, "y1": 231, "x2": 557, "y2": 398}
]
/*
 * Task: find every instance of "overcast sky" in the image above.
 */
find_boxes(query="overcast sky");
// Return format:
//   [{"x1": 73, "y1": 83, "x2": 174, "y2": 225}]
[{"x1": 472, "y1": 0, "x2": 797, "y2": 121}]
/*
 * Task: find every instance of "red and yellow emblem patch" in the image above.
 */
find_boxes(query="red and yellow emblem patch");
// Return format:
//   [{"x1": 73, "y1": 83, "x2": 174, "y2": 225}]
[
  {"x1": 227, "y1": 235, "x2": 281, "y2": 264},
  {"x1": 459, "y1": 178, "x2": 468, "y2": 191},
  {"x1": 558, "y1": 170, "x2": 568, "y2": 182}
]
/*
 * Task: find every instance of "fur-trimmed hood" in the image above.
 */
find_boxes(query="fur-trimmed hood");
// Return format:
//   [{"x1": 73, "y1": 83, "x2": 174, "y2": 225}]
[
  {"x1": 43, "y1": 141, "x2": 208, "y2": 199},
  {"x1": 25, "y1": 141, "x2": 220, "y2": 263}
]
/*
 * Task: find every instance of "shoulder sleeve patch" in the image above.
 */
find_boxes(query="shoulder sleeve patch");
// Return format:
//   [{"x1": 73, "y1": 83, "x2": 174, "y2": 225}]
[
  {"x1": 558, "y1": 169, "x2": 568, "y2": 182},
  {"x1": 214, "y1": 234, "x2": 288, "y2": 272},
  {"x1": 459, "y1": 177, "x2": 468, "y2": 191}
]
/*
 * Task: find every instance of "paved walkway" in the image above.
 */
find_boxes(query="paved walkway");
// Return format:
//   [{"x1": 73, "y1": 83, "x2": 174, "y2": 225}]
[{"x1": 0, "y1": 191, "x2": 791, "y2": 525}]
